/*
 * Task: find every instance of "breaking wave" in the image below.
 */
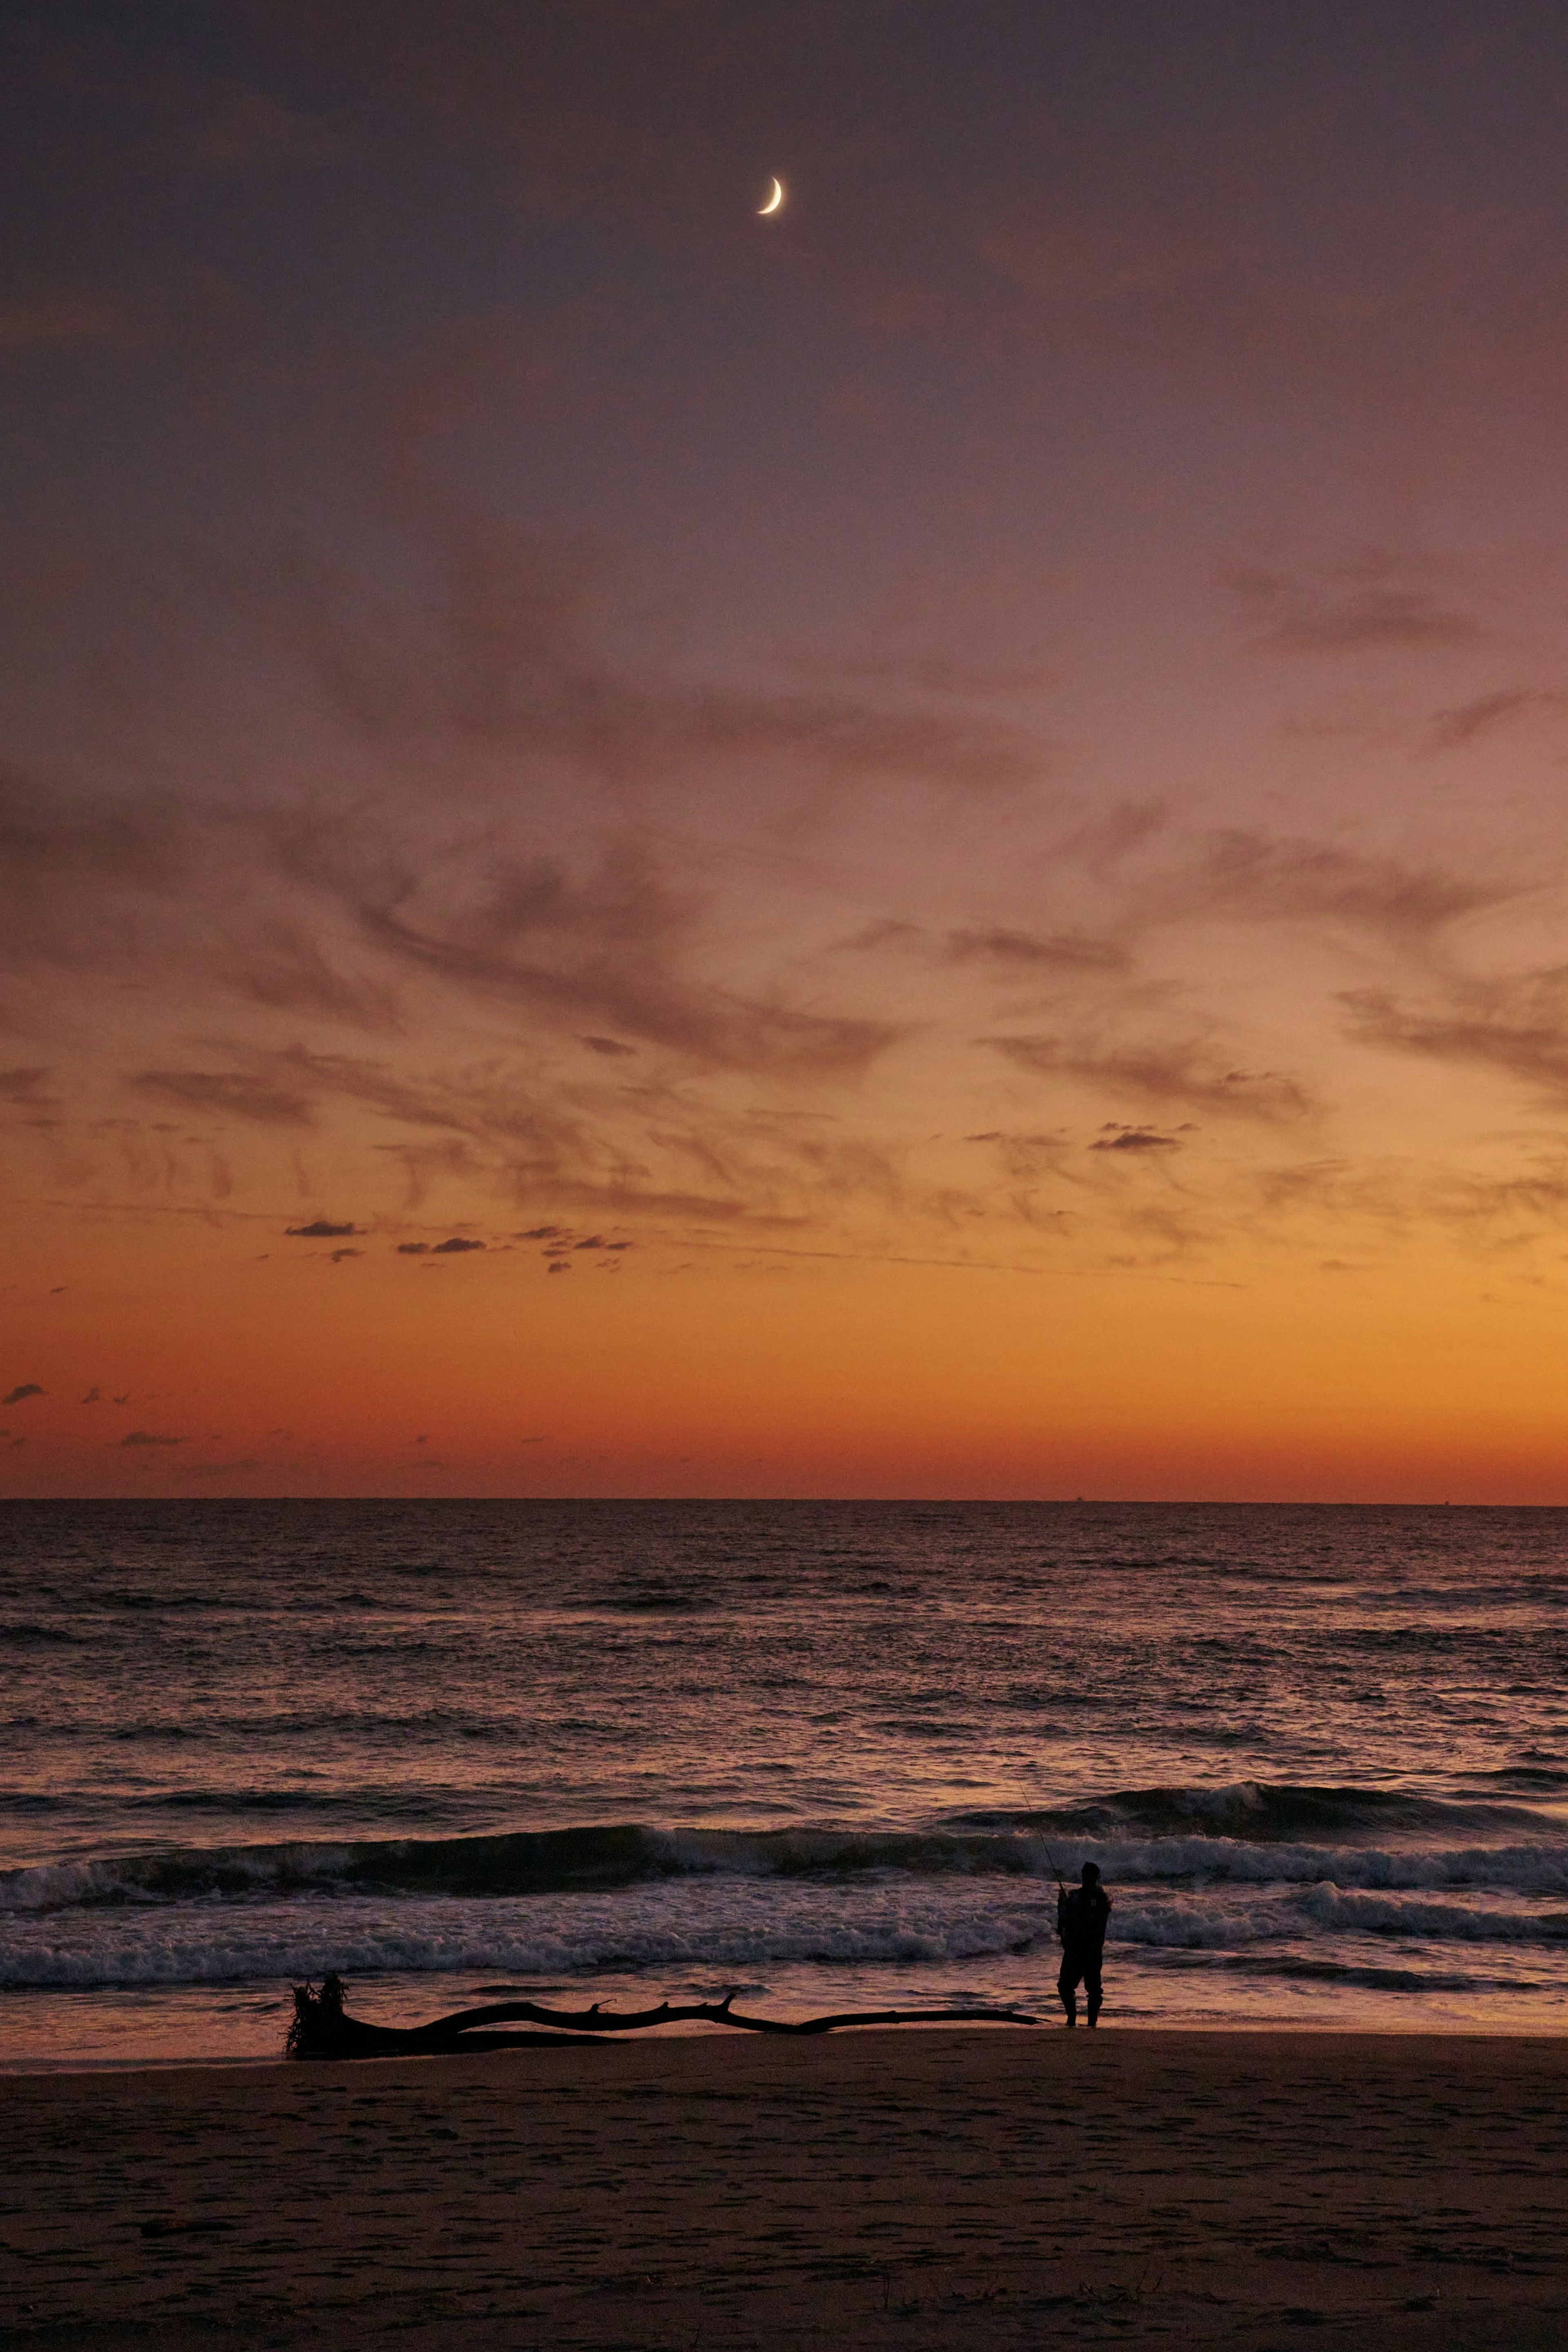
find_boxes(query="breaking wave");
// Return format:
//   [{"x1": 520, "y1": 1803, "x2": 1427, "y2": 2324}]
[
  {"x1": 941, "y1": 1780, "x2": 1560, "y2": 1839},
  {"x1": 2, "y1": 1869, "x2": 1565, "y2": 1991},
  {"x1": 4, "y1": 1787, "x2": 1566, "y2": 1918}
]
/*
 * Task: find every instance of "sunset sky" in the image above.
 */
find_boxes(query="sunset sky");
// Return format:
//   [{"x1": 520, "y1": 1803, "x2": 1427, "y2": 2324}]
[{"x1": 8, "y1": 2, "x2": 1568, "y2": 1499}]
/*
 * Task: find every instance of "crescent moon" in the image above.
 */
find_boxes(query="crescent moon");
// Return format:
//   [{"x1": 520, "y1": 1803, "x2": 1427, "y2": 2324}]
[{"x1": 759, "y1": 176, "x2": 784, "y2": 216}]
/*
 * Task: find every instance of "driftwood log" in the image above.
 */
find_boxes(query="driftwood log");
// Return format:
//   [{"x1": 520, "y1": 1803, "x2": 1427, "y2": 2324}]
[{"x1": 286, "y1": 1973, "x2": 1037, "y2": 2060}]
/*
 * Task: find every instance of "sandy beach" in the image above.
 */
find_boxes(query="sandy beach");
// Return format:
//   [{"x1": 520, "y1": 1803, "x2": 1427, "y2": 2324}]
[{"x1": 3, "y1": 2027, "x2": 1564, "y2": 2350}]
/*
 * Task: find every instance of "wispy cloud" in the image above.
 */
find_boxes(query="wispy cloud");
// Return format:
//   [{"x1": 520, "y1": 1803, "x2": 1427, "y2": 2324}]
[
  {"x1": 982, "y1": 1033, "x2": 1312, "y2": 1121},
  {"x1": 1228, "y1": 558, "x2": 1484, "y2": 656},
  {"x1": 945, "y1": 927, "x2": 1128, "y2": 973},
  {"x1": 1153, "y1": 830, "x2": 1518, "y2": 948},
  {"x1": 1423, "y1": 688, "x2": 1566, "y2": 753},
  {"x1": 0, "y1": 1067, "x2": 56, "y2": 1105},
  {"x1": 835, "y1": 920, "x2": 1127, "y2": 974},
  {"x1": 1090, "y1": 1126, "x2": 1182, "y2": 1152},
  {"x1": 222, "y1": 924, "x2": 402, "y2": 1030},
  {"x1": 1342, "y1": 977, "x2": 1568, "y2": 1101},
  {"x1": 0, "y1": 531, "x2": 1002, "y2": 1097},
  {"x1": 324, "y1": 845, "x2": 909, "y2": 1080},
  {"x1": 0, "y1": 766, "x2": 186, "y2": 970},
  {"x1": 258, "y1": 533, "x2": 1045, "y2": 800},
  {"x1": 133, "y1": 1071, "x2": 315, "y2": 1126}
]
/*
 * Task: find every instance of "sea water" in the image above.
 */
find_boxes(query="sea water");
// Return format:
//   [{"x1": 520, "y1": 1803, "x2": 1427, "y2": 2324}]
[{"x1": 2, "y1": 1500, "x2": 1565, "y2": 2067}]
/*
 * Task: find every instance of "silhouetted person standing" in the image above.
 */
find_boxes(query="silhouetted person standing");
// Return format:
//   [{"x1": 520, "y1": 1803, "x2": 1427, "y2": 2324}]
[{"x1": 1057, "y1": 1860, "x2": 1110, "y2": 2026}]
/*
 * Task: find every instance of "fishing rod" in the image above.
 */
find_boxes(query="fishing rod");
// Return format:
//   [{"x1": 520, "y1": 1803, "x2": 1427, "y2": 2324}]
[{"x1": 1044, "y1": 1844, "x2": 1068, "y2": 1893}]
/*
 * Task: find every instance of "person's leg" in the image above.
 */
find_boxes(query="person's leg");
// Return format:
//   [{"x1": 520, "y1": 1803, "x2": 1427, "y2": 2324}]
[
  {"x1": 1085, "y1": 1955, "x2": 1102, "y2": 2025},
  {"x1": 1058, "y1": 1953, "x2": 1080, "y2": 2024}
]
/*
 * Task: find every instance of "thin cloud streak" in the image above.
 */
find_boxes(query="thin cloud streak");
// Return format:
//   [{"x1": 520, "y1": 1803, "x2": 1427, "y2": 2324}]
[
  {"x1": 981, "y1": 1033, "x2": 1314, "y2": 1123},
  {"x1": 944, "y1": 927, "x2": 1129, "y2": 973},
  {"x1": 1343, "y1": 980, "x2": 1568, "y2": 1102},
  {"x1": 130, "y1": 1071, "x2": 316, "y2": 1126},
  {"x1": 1423, "y1": 689, "x2": 1568, "y2": 753}
]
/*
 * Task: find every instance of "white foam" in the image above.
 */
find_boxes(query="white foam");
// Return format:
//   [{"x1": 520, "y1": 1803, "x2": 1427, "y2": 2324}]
[
  {"x1": 1017, "y1": 1835, "x2": 1568, "y2": 1896},
  {"x1": 2, "y1": 1865, "x2": 1564, "y2": 1990},
  {"x1": 0, "y1": 1875, "x2": 1054, "y2": 1986},
  {"x1": 0, "y1": 1845, "x2": 361, "y2": 1914},
  {"x1": 1301, "y1": 1884, "x2": 1568, "y2": 1942}
]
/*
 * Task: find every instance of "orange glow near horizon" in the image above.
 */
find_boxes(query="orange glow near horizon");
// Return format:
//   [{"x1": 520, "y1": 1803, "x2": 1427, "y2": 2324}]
[{"x1": 10, "y1": 1196, "x2": 1568, "y2": 1499}]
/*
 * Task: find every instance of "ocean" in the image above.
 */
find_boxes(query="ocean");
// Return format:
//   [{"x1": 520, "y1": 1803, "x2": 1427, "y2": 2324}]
[{"x1": 2, "y1": 1500, "x2": 1565, "y2": 2068}]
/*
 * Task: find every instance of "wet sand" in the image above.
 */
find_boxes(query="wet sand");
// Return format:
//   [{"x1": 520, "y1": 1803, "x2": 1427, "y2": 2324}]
[{"x1": 3, "y1": 2028, "x2": 1565, "y2": 2350}]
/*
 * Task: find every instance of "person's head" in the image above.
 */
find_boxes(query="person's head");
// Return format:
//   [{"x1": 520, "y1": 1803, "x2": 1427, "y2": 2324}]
[{"x1": 1080, "y1": 1862, "x2": 1101, "y2": 1887}]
